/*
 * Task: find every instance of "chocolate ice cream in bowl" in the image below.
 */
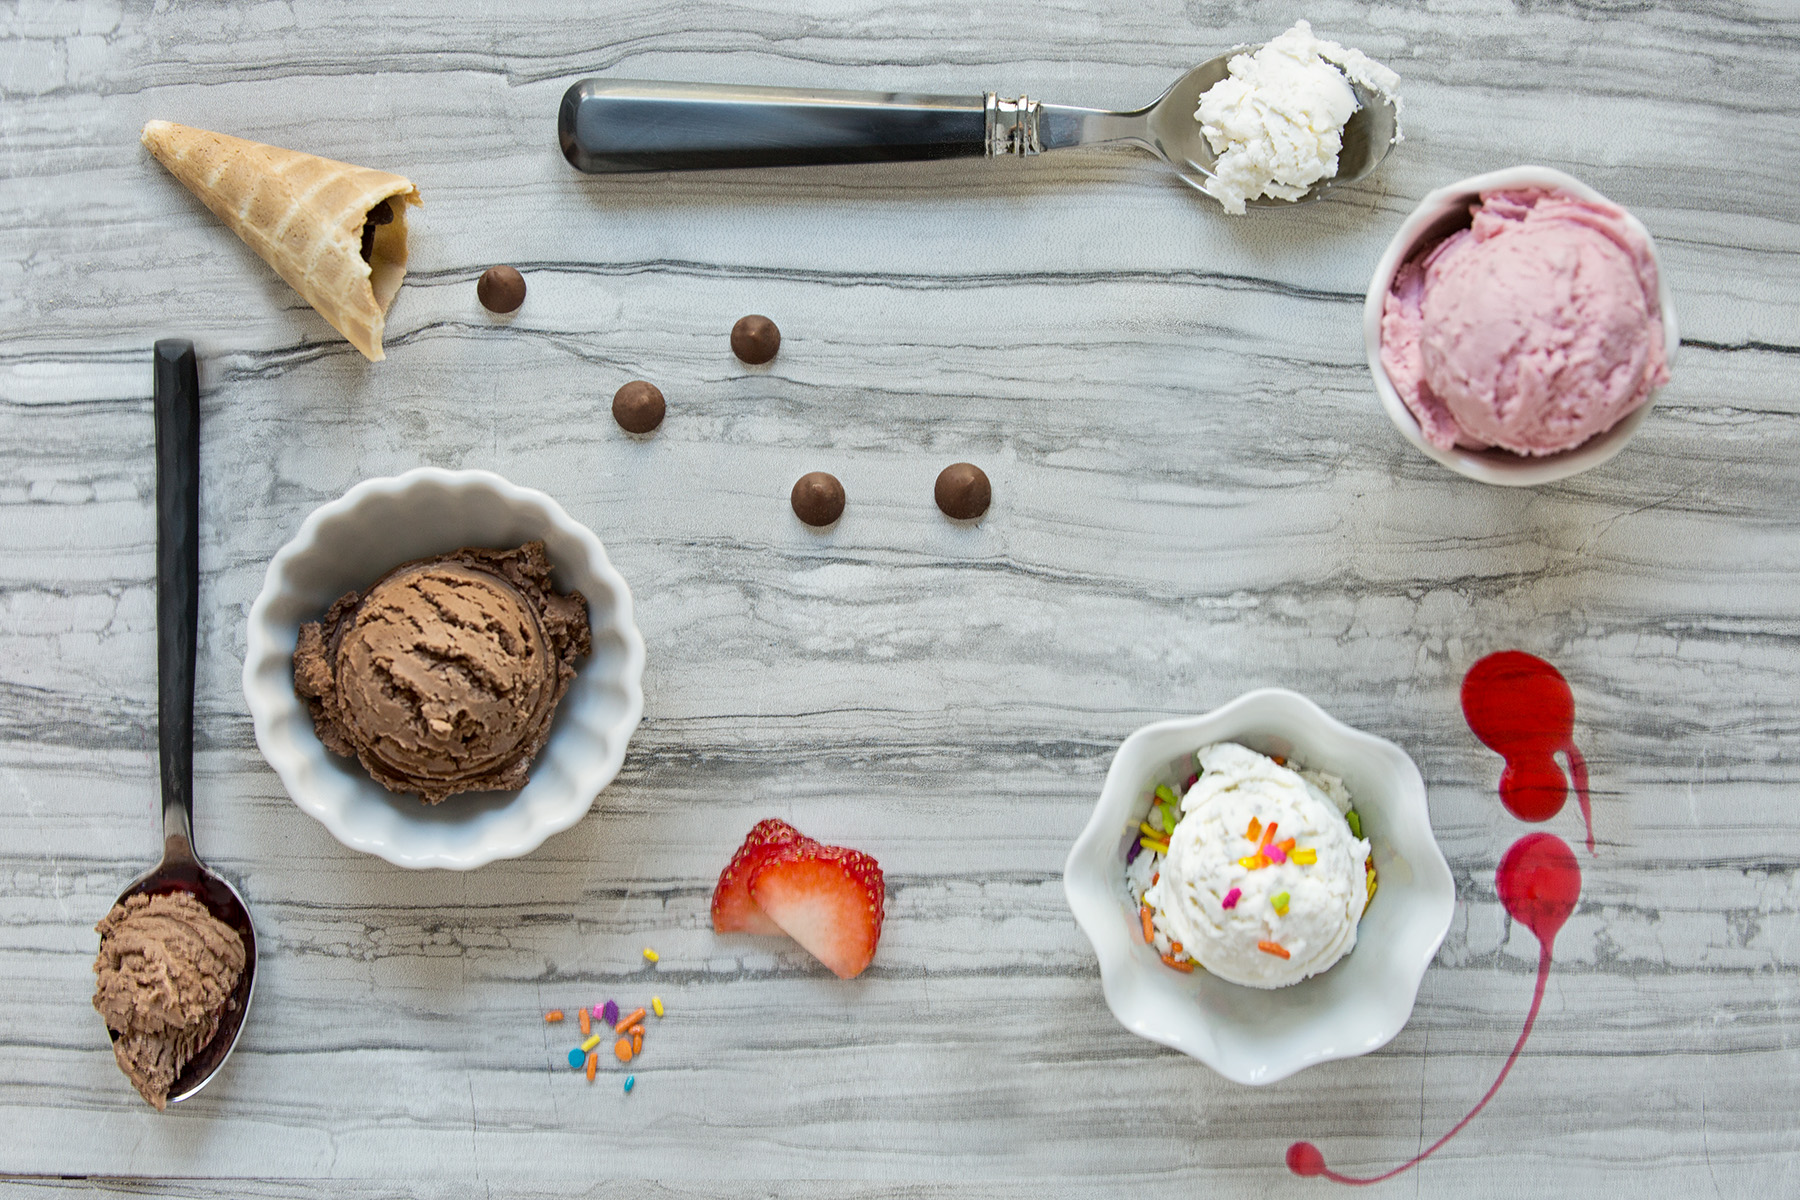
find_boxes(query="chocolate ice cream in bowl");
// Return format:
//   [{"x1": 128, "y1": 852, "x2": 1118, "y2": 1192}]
[
  {"x1": 1366, "y1": 166, "x2": 1678, "y2": 486},
  {"x1": 243, "y1": 469, "x2": 645, "y2": 868}
]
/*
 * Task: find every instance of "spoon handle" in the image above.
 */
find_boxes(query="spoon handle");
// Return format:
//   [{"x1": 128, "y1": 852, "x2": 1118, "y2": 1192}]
[
  {"x1": 559, "y1": 80, "x2": 1046, "y2": 172},
  {"x1": 154, "y1": 339, "x2": 199, "y2": 859}
]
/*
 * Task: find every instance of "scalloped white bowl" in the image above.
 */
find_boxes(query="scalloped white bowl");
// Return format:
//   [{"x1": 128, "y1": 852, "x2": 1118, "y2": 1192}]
[
  {"x1": 1365, "y1": 165, "x2": 1679, "y2": 486},
  {"x1": 1064, "y1": 689, "x2": 1454, "y2": 1085},
  {"x1": 243, "y1": 469, "x2": 646, "y2": 869}
]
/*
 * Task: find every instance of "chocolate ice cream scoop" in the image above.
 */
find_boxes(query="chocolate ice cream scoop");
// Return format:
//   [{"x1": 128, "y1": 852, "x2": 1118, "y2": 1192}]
[
  {"x1": 94, "y1": 891, "x2": 247, "y2": 1111},
  {"x1": 294, "y1": 541, "x2": 590, "y2": 803}
]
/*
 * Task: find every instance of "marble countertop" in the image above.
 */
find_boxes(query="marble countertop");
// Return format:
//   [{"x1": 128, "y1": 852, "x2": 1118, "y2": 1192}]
[{"x1": 3, "y1": 0, "x2": 1798, "y2": 1195}]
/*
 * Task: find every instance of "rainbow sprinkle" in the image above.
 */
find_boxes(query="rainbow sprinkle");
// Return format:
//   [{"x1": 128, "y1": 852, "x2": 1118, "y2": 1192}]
[
  {"x1": 1271, "y1": 891, "x2": 1290, "y2": 916},
  {"x1": 1291, "y1": 847, "x2": 1317, "y2": 865},
  {"x1": 1257, "y1": 940, "x2": 1291, "y2": 960},
  {"x1": 1221, "y1": 887, "x2": 1241, "y2": 910}
]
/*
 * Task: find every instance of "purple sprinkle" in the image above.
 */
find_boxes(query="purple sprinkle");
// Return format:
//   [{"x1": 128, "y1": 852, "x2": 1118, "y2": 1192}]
[
  {"x1": 1221, "y1": 887, "x2": 1241, "y2": 910},
  {"x1": 1125, "y1": 838, "x2": 1143, "y2": 865},
  {"x1": 601, "y1": 999, "x2": 619, "y2": 1026}
]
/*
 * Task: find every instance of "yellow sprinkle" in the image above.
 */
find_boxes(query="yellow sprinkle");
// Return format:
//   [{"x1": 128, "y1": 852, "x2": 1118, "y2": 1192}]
[
  {"x1": 1291, "y1": 848, "x2": 1318, "y2": 865},
  {"x1": 1139, "y1": 821, "x2": 1165, "y2": 839},
  {"x1": 651, "y1": 996, "x2": 664, "y2": 1018},
  {"x1": 580, "y1": 1034, "x2": 602, "y2": 1053},
  {"x1": 1238, "y1": 855, "x2": 1267, "y2": 871},
  {"x1": 643, "y1": 948, "x2": 660, "y2": 963},
  {"x1": 1140, "y1": 836, "x2": 1170, "y2": 854}
]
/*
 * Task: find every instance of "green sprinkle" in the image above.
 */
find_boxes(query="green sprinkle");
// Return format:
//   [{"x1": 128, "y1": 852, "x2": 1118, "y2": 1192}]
[
  {"x1": 1346, "y1": 810, "x2": 1363, "y2": 839},
  {"x1": 1154, "y1": 784, "x2": 1178, "y2": 805},
  {"x1": 1271, "y1": 891, "x2": 1291, "y2": 915}
]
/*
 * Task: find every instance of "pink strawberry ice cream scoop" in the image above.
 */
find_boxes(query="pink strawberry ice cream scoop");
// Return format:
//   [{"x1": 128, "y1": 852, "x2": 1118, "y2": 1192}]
[{"x1": 1380, "y1": 188, "x2": 1670, "y2": 456}]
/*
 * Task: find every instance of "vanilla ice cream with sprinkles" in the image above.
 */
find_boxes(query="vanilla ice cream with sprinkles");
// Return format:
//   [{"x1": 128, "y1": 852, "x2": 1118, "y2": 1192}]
[{"x1": 1129, "y1": 742, "x2": 1373, "y2": 988}]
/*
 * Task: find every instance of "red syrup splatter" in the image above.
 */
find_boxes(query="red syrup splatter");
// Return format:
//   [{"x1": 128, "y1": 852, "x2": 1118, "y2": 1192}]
[
  {"x1": 1288, "y1": 833, "x2": 1581, "y2": 1184},
  {"x1": 1461, "y1": 650, "x2": 1593, "y2": 853}
]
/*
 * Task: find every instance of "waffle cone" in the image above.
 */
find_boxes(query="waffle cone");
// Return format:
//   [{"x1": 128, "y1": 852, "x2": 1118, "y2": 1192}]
[{"x1": 142, "y1": 121, "x2": 421, "y2": 361}]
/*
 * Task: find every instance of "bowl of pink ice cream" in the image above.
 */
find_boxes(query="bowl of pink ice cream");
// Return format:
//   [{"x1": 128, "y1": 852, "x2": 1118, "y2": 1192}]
[{"x1": 1366, "y1": 166, "x2": 1677, "y2": 485}]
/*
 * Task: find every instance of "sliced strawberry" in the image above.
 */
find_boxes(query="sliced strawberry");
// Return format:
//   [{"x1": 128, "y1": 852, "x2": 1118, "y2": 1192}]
[
  {"x1": 747, "y1": 842, "x2": 885, "y2": 980},
  {"x1": 712, "y1": 819, "x2": 810, "y2": 935}
]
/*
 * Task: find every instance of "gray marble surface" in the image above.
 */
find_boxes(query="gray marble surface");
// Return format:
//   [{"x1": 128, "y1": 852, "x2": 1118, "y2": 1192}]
[{"x1": 3, "y1": 0, "x2": 1799, "y2": 1195}]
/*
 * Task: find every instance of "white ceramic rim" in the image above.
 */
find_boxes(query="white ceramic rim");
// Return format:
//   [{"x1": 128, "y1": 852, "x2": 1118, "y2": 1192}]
[
  {"x1": 1063, "y1": 688, "x2": 1455, "y2": 1085},
  {"x1": 241, "y1": 467, "x2": 647, "y2": 869},
  {"x1": 1364, "y1": 165, "x2": 1681, "y2": 487}
]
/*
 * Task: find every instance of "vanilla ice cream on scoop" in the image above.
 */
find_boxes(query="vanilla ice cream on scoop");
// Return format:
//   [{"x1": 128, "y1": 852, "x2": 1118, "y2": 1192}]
[
  {"x1": 1194, "y1": 20, "x2": 1401, "y2": 215},
  {"x1": 1144, "y1": 743, "x2": 1371, "y2": 988}
]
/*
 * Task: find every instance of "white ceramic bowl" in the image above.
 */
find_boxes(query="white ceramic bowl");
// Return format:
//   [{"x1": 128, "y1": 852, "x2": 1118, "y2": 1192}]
[
  {"x1": 1365, "y1": 165, "x2": 1679, "y2": 486},
  {"x1": 1064, "y1": 689, "x2": 1454, "y2": 1085},
  {"x1": 243, "y1": 468, "x2": 646, "y2": 869}
]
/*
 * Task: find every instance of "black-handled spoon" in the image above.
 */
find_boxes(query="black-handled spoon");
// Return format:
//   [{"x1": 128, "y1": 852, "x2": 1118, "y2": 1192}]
[
  {"x1": 107, "y1": 339, "x2": 258, "y2": 1105},
  {"x1": 558, "y1": 56, "x2": 1398, "y2": 205}
]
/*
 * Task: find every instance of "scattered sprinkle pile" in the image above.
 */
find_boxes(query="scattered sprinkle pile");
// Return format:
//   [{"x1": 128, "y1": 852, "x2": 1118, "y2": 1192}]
[{"x1": 545, "y1": 949, "x2": 667, "y2": 1092}]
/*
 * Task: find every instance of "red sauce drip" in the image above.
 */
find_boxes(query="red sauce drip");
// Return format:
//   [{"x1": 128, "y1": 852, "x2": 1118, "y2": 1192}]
[
  {"x1": 1287, "y1": 834, "x2": 1581, "y2": 1185},
  {"x1": 1460, "y1": 651, "x2": 1592, "y2": 853}
]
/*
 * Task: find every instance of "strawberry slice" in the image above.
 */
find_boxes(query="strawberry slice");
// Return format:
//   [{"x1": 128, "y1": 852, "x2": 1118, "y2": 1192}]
[
  {"x1": 712, "y1": 819, "x2": 810, "y2": 935},
  {"x1": 747, "y1": 842, "x2": 885, "y2": 980}
]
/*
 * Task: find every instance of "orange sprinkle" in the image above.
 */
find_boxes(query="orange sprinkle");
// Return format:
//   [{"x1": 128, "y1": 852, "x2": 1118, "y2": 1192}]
[
  {"x1": 1245, "y1": 817, "x2": 1262, "y2": 841},
  {"x1": 1151, "y1": 872, "x2": 1159, "y2": 885},
  {"x1": 544, "y1": 1010, "x2": 564, "y2": 1023},
  {"x1": 614, "y1": 1037, "x2": 633, "y2": 1062},
  {"x1": 578, "y1": 1008, "x2": 591, "y2": 1036},
  {"x1": 1170, "y1": 942, "x2": 1183, "y2": 955},
  {"x1": 631, "y1": 1028, "x2": 644, "y2": 1056},
  {"x1": 1257, "y1": 940, "x2": 1291, "y2": 960},
  {"x1": 585, "y1": 1049, "x2": 598, "y2": 1081},
  {"x1": 614, "y1": 1007, "x2": 647, "y2": 1034},
  {"x1": 1259, "y1": 821, "x2": 1279, "y2": 849},
  {"x1": 1271, "y1": 755, "x2": 1287, "y2": 766},
  {"x1": 1278, "y1": 838, "x2": 1296, "y2": 853},
  {"x1": 1160, "y1": 953, "x2": 1196, "y2": 973},
  {"x1": 1141, "y1": 905, "x2": 1156, "y2": 944}
]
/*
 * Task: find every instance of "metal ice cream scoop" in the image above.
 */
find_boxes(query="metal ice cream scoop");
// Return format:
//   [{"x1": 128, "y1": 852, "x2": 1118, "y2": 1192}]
[
  {"x1": 558, "y1": 50, "x2": 1398, "y2": 206},
  {"x1": 104, "y1": 339, "x2": 257, "y2": 1106}
]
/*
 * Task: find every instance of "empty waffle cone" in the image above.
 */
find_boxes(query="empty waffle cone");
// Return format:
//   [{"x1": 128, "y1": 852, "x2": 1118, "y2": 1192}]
[{"x1": 142, "y1": 120, "x2": 421, "y2": 362}]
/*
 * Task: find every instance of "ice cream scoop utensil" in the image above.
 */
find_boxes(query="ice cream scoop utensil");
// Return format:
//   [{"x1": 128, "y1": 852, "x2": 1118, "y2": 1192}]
[
  {"x1": 558, "y1": 53, "x2": 1396, "y2": 204},
  {"x1": 108, "y1": 339, "x2": 258, "y2": 1105}
]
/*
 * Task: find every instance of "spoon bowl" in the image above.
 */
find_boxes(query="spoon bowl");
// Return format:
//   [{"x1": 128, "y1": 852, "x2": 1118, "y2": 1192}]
[
  {"x1": 1138, "y1": 52, "x2": 1399, "y2": 204},
  {"x1": 111, "y1": 857, "x2": 258, "y2": 1105}
]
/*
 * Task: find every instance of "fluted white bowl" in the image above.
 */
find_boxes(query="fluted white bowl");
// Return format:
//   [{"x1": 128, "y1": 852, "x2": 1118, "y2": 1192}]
[
  {"x1": 1064, "y1": 689, "x2": 1454, "y2": 1085},
  {"x1": 243, "y1": 468, "x2": 645, "y2": 869},
  {"x1": 1366, "y1": 165, "x2": 1679, "y2": 486}
]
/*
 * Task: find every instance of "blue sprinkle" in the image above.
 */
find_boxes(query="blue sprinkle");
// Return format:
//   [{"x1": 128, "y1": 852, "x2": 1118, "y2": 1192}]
[
  {"x1": 623, "y1": 1074, "x2": 635, "y2": 1093},
  {"x1": 567, "y1": 1047, "x2": 585, "y2": 1069}
]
